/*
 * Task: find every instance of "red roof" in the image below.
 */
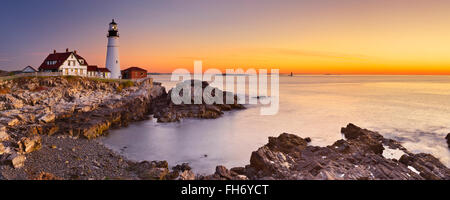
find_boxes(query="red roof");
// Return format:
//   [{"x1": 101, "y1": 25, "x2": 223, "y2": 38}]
[
  {"x1": 122, "y1": 67, "x2": 147, "y2": 72},
  {"x1": 39, "y1": 51, "x2": 88, "y2": 70},
  {"x1": 97, "y1": 68, "x2": 110, "y2": 72},
  {"x1": 87, "y1": 65, "x2": 98, "y2": 72}
]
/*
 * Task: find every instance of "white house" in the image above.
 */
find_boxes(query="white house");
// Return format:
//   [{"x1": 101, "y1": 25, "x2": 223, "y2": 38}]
[
  {"x1": 38, "y1": 49, "x2": 88, "y2": 76},
  {"x1": 87, "y1": 65, "x2": 111, "y2": 79},
  {"x1": 22, "y1": 66, "x2": 37, "y2": 73}
]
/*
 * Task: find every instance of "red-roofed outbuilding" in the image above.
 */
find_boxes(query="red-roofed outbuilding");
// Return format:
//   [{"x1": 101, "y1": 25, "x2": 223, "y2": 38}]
[{"x1": 121, "y1": 67, "x2": 147, "y2": 79}]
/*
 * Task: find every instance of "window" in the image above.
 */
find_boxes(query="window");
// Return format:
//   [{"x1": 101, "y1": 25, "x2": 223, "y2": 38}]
[{"x1": 47, "y1": 60, "x2": 57, "y2": 65}]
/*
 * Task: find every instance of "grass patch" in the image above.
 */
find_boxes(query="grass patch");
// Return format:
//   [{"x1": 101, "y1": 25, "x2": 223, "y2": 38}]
[
  {"x1": 116, "y1": 81, "x2": 134, "y2": 92},
  {"x1": 30, "y1": 86, "x2": 48, "y2": 92},
  {"x1": 120, "y1": 80, "x2": 134, "y2": 88}
]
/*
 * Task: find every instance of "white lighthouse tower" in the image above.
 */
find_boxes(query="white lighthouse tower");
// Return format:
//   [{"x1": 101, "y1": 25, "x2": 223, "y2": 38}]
[{"x1": 105, "y1": 19, "x2": 121, "y2": 79}]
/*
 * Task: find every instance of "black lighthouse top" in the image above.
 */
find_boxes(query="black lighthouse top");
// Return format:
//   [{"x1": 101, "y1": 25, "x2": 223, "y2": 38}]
[{"x1": 108, "y1": 19, "x2": 119, "y2": 37}]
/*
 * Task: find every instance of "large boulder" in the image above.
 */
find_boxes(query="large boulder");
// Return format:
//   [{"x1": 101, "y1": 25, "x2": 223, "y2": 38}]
[
  {"x1": 152, "y1": 79, "x2": 245, "y2": 123},
  {"x1": 233, "y1": 124, "x2": 450, "y2": 180},
  {"x1": 10, "y1": 153, "x2": 26, "y2": 169}
]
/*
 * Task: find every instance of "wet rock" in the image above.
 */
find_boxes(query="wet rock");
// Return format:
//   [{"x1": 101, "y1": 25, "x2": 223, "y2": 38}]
[
  {"x1": 141, "y1": 168, "x2": 169, "y2": 180},
  {"x1": 216, "y1": 165, "x2": 233, "y2": 180},
  {"x1": 200, "y1": 166, "x2": 249, "y2": 180},
  {"x1": 152, "y1": 80, "x2": 244, "y2": 123},
  {"x1": 230, "y1": 167, "x2": 246, "y2": 175},
  {"x1": 3, "y1": 94, "x2": 24, "y2": 109},
  {"x1": 0, "y1": 129, "x2": 9, "y2": 142},
  {"x1": 18, "y1": 135, "x2": 42, "y2": 154},
  {"x1": 304, "y1": 137, "x2": 312, "y2": 143},
  {"x1": 228, "y1": 124, "x2": 450, "y2": 180},
  {"x1": 0, "y1": 143, "x2": 8, "y2": 155}
]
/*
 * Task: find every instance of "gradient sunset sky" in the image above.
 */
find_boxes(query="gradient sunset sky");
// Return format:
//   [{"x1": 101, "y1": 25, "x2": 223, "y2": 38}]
[{"x1": 1, "y1": 0, "x2": 450, "y2": 74}]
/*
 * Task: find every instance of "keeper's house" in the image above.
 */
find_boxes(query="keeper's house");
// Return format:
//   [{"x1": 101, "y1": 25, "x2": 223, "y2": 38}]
[
  {"x1": 38, "y1": 49, "x2": 111, "y2": 79},
  {"x1": 39, "y1": 49, "x2": 88, "y2": 76}
]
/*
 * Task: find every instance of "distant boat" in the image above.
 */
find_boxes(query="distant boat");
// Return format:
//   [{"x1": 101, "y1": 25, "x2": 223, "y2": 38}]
[{"x1": 289, "y1": 72, "x2": 294, "y2": 77}]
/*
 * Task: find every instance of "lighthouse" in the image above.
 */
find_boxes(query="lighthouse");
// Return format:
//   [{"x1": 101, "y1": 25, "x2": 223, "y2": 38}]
[{"x1": 105, "y1": 19, "x2": 121, "y2": 79}]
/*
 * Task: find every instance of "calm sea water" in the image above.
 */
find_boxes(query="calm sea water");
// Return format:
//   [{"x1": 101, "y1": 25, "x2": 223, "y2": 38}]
[{"x1": 101, "y1": 75, "x2": 450, "y2": 174}]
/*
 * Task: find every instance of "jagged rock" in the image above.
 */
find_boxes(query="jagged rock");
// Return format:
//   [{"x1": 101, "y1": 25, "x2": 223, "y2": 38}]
[
  {"x1": 0, "y1": 143, "x2": 7, "y2": 155},
  {"x1": 199, "y1": 166, "x2": 249, "y2": 180},
  {"x1": 129, "y1": 160, "x2": 171, "y2": 180},
  {"x1": 0, "y1": 77, "x2": 158, "y2": 141},
  {"x1": 0, "y1": 117, "x2": 19, "y2": 127},
  {"x1": 178, "y1": 170, "x2": 195, "y2": 180},
  {"x1": 34, "y1": 172, "x2": 61, "y2": 180},
  {"x1": 0, "y1": 129, "x2": 9, "y2": 142},
  {"x1": 170, "y1": 163, "x2": 195, "y2": 180},
  {"x1": 3, "y1": 94, "x2": 24, "y2": 109},
  {"x1": 216, "y1": 165, "x2": 233, "y2": 180},
  {"x1": 152, "y1": 80, "x2": 244, "y2": 123},
  {"x1": 18, "y1": 135, "x2": 42, "y2": 154},
  {"x1": 172, "y1": 163, "x2": 192, "y2": 172},
  {"x1": 304, "y1": 137, "x2": 312, "y2": 143},
  {"x1": 446, "y1": 133, "x2": 450, "y2": 148},
  {"x1": 140, "y1": 167, "x2": 169, "y2": 180},
  {"x1": 39, "y1": 113, "x2": 56, "y2": 123},
  {"x1": 10, "y1": 153, "x2": 26, "y2": 169},
  {"x1": 227, "y1": 124, "x2": 450, "y2": 180}
]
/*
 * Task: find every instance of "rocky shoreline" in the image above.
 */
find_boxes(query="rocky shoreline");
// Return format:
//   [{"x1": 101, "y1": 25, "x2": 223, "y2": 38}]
[
  {"x1": 151, "y1": 80, "x2": 245, "y2": 123},
  {"x1": 0, "y1": 76, "x2": 243, "y2": 179},
  {"x1": 446, "y1": 133, "x2": 450, "y2": 148},
  {"x1": 0, "y1": 76, "x2": 449, "y2": 180}
]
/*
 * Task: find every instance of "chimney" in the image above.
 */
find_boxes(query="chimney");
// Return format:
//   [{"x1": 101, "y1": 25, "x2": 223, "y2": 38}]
[
  {"x1": 53, "y1": 50, "x2": 56, "y2": 54},
  {"x1": 66, "y1": 48, "x2": 69, "y2": 52},
  {"x1": 74, "y1": 50, "x2": 77, "y2": 54}
]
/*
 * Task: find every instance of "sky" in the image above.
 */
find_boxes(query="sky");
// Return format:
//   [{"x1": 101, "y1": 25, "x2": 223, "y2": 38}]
[{"x1": 1, "y1": 0, "x2": 450, "y2": 74}]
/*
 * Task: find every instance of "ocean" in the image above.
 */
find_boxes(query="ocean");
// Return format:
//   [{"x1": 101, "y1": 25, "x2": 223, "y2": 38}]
[{"x1": 101, "y1": 75, "x2": 450, "y2": 174}]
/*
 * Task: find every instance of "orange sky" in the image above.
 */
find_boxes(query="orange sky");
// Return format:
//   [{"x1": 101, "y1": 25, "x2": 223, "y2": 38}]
[{"x1": 2, "y1": 0, "x2": 450, "y2": 74}]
